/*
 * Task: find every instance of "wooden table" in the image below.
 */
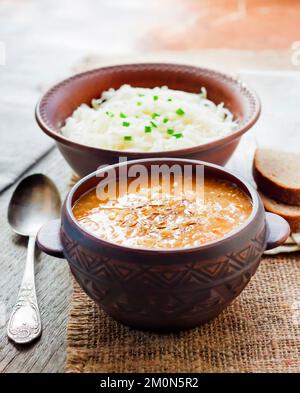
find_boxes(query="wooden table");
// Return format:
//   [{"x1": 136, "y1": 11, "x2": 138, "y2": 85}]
[
  {"x1": 1, "y1": 53, "x2": 298, "y2": 372},
  {"x1": 0, "y1": 0, "x2": 298, "y2": 371}
]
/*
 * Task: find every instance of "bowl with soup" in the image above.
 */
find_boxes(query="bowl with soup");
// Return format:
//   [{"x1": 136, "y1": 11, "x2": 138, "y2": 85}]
[
  {"x1": 35, "y1": 63, "x2": 260, "y2": 177},
  {"x1": 37, "y1": 159, "x2": 289, "y2": 331}
]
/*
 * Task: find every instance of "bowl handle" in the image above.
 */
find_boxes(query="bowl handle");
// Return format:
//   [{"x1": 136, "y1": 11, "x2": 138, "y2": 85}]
[
  {"x1": 37, "y1": 213, "x2": 290, "y2": 255},
  {"x1": 265, "y1": 212, "x2": 290, "y2": 250},
  {"x1": 37, "y1": 219, "x2": 64, "y2": 258}
]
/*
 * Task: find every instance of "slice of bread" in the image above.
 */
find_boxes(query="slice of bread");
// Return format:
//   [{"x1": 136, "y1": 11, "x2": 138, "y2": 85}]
[
  {"x1": 254, "y1": 149, "x2": 300, "y2": 206},
  {"x1": 259, "y1": 192, "x2": 300, "y2": 233}
]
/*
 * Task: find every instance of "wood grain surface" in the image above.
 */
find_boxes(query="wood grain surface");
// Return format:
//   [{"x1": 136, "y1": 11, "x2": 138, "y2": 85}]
[
  {"x1": 0, "y1": 51, "x2": 296, "y2": 372},
  {"x1": 1, "y1": 0, "x2": 299, "y2": 374},
  {"x1": 0, "y1": 150, "x2": 72, "y2": 373}
]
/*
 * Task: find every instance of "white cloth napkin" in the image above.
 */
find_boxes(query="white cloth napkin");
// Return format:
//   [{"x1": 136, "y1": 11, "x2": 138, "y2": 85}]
[
  {"x1": 0, "y1": 44, "x2": 81, "y2": 193},
  {"x1": 0, "y1": 100, "x2": 54, "y2": 192},
  {"x1": 240, "y1": 70, "x2": 300, "y2": 153},
  {"x1": 227, "y1": 70, "x2": 300, "y2": 183},
  {"x1": 0, "y1": 69, "x2": 54, "y2": 193}
]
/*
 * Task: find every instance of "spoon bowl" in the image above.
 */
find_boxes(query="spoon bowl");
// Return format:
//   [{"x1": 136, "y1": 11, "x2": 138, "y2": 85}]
[{"x1": 8, "y1": 174, "x2": 61, "y2": 237}]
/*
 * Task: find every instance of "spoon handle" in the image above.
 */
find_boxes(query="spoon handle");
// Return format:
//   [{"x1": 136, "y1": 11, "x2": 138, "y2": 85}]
[{"x1": 7, "y1": 236, "x2": 42, "y2": 344}]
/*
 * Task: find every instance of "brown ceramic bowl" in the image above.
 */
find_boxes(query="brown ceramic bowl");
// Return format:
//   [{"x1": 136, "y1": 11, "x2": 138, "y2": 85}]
[
  {"x1": 35, "y1": 63, "x2": 260, "y2": 177},
  {"x1": 37, "y1": 159, "x2": 289, "y2": 331}
]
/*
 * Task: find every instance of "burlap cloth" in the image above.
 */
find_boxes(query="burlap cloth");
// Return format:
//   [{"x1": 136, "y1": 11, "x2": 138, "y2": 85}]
[
  {"x1": 66, "y1": 255, "x2": 300, "y2": 373},
  {"x1": 65, "y1": 53, "x2": 300, "y2": 372}
]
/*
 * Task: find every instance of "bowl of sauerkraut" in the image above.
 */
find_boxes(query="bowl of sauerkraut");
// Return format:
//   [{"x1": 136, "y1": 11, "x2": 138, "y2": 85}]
[{"x1": 36, "y1": 63, "x2": 260, "y2": 176}]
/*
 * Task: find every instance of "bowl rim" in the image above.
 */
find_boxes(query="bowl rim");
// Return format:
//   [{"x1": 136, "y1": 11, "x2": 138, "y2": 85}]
[
  {"x1": 35, "y1": 63, "x2": 261, "y2": 156},
  {"x1": 65, "y1": 158, "x2": 262, "y2": 255}
]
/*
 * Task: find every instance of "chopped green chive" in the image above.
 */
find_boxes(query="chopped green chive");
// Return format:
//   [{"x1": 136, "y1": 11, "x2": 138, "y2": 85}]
[
  {"x1": 167, "y1": 98, "x2": 172, "y2": 102},
  {"x1": 105, "y1": 111, "x2": 114, "y2": 117},
  {"x1": 173, "y1": 133, "x2": 183, "y2": 139},
  {"x1": 120, "y1": 112, "x2": 127, "y2": 118},
  {"x1": 138, "y1": 93, "x2": 145, "y2": 97},
  {"x1": 151, "y1": 113, "x2": 160, "y2": 119},
  {"x1": 144, "y1": 126, "x2": 152, "y2": 133},
  {"x1": 150, "y1": 121, "x2": 157, "y2": 128},
  {"x1": 137, "y1": 101, "x2": 142, "y2": 106},
  {"x1": 176, "y1": 108, "x2": 185, "y2": 116},
  {"x1": 123, "y1": 135, "x2": 132, "y2": 141},
  {"x1": 167, "y1": 129, "x2": 174, "y2": 135},
  {"x1": 153, "y1": 95, "x2": 159, "y2": 101},
  {"x1": 122, "y1": 121, "x2": 130, "y2": 127},
  {"x1": 163, "y1": 117, "x2": 169, "y2": 123}
]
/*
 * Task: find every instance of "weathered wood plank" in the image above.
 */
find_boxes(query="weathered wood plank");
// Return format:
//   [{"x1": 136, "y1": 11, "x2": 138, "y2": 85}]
[
  {"x1": 0, "y1": 47, "x2": 295, "y2": 372},
  {"x1": 0, "y1": 149, "x2": 72, "y2": 373}
]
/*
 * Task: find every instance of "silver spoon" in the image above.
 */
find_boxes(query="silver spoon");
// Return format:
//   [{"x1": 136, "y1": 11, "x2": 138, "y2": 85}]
[{"x1": 7, "y1": 174, "x2": 61, "y2": 344}]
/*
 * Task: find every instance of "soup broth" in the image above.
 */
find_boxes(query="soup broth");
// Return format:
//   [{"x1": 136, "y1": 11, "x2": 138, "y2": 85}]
[
  {"x1": 73, "y1": 176, "x2": 252, "y2": 249},
  {"x1": 73, "y1": 178, "x2": 252, "y2": 249}
]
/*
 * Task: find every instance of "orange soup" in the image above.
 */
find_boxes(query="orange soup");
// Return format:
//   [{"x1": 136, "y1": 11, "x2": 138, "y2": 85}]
[{"x1": 73, "y1": 177, "x2": 252, "y2": 249}]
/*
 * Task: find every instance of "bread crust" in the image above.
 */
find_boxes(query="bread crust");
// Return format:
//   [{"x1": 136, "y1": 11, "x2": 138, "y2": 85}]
[
  {"x1": 259, "y1": 192, "x2": 300, "y2": 233},
  {"x1": 253, "y1": 150, "x2": 300, "y2": 206}
]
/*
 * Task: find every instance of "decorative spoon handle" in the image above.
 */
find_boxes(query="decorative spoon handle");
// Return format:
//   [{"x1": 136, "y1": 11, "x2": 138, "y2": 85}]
[{"x1": 7, "y1": 236, "x2": 41, "y2": 344}]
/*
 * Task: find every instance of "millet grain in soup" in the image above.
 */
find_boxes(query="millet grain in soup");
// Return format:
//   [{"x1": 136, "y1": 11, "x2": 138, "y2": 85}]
[{"x1": 72, "y1": 177, "x2": 252, "y2": 249}]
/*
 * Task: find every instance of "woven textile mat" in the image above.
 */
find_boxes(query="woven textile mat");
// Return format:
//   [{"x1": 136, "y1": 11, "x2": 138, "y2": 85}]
[{"x1": 66, "y1": 255, "x2": 300, "y2": 372}]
